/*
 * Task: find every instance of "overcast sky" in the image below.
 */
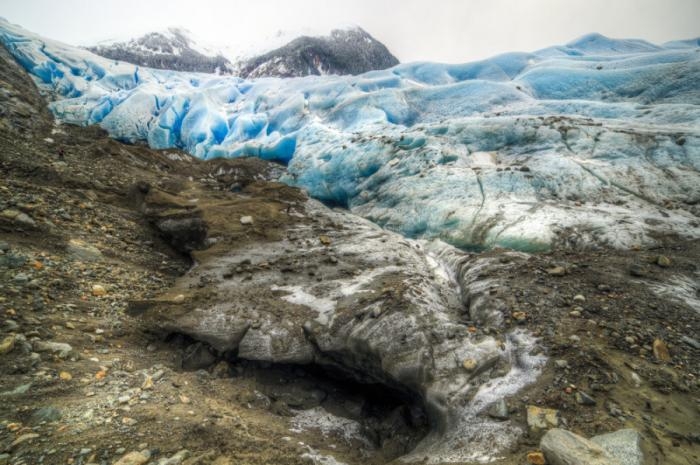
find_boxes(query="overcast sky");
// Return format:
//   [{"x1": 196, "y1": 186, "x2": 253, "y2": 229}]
[{"x1": 2, "y1": 0, "x2": 699, "y2": 63}]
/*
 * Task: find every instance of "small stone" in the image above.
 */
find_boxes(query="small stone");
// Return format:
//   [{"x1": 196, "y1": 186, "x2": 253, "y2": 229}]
[
  {"x1": 179, "y1": 394, "x2": 191, "y2": 404},
  {"x1": 512, "y1": 311, "x2": 527, "y2": 322},
  {"x1": 211, "y1": 458, "x2": 233, "y2": 465},
  {"x1": 10, "y1": 433, "x2": 40, "y2": 449},
  {"x1": 547, "y1": 266, "x2": 566, "y2": 276},
  {"x1": 59, "y1": 371, "x2": 72, "y2": 381},
  {"x1": 113, "y1": 451, "x2": 148, "y2": 465},
  {"x1": 555, "y1": 359, "x2": 569, "y2": 369},
  {"x1": 121, "y1": 417, "x2": 138, "y2": 426},
  {"x1": 172, "y1": 294, "x2": 186, "y2": 303},
  {"x1": 65, "y1": 322, "x2": 76, "y2": 329},
  {"x1": 92, "y1": 284, "x2": 107, "y2": 296},
  {"x1": 33, "y1": 340, "x2": 73, "y2": 355},
  {"x1": 573, "y1": 294, "x2": 586, "y2": 302},
  {"x1": 141, "y1": 376, "x2": 154, "y2": 390},
  {"x1": 31, "y1": 406, "x2": 62, "y2": 423},
  {"x1": 652, "y1": 338, "x2": 671, "y2": 362},
  {"x1": 629, "y1": 264, "x2": 646, "y2": 277},
  {"x1": 630, "y1": 372, "x2": 642, "y2": 388},
  {"x1": 569, "y1": 335, "x2": 581, "y2": 343},
  {"x1": 569, "y1": 310, "x2": 581, "y2": 317},
  {"x1": 182, "y1": 342, "x2": 217, "y2": 370},
  {"x1": 527, "y1": 405, "x2": 560, "y2": 431},
  {"x1": 656, "y1": 255, "x2": 671, "y2": 268},
  {"x1": 462, "y1": 358, "x2": 478, "y2": 371},
  {"x1": 0, "y1": 335, "x2": 16, "y2": 355},
  {"x1": 527, "y1": 451, "x2": 546, "y2": 465},
  {"x1": 66, "y1": 239, "x2": 102, "y2": 261},
  {"x1": 1, "y1": 209, "x2": 36, "y2": 227},
  {"x1": 487, "y1": 399, "x2": 509, "y2": 420},
  {"x1": 680, "y1": 335, "x2": 700, "y2": 350},
  {"x1": 576, "y1": 391, "x2": 596, "y2": 406},
  {"x1": 319, "y1": 235, "x2": 332, "y2": 246},
  {"x1": 239, "y1": 216, "x2": 253, "y2": 225}
]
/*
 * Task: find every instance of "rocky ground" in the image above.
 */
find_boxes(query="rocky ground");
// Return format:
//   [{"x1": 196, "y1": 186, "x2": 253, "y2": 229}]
[{"x1": 0, "y1": 43, "x2": 699, "y2": 465}]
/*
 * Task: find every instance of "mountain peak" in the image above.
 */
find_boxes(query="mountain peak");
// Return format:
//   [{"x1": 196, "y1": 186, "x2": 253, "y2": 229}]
[{"x1": 87, "y1": 25, "x2": 399, "y2": 78}]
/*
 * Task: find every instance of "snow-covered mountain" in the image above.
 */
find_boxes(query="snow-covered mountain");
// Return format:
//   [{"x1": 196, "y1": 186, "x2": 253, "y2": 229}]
[
  {"x1": 87, "y1": 28, "x2": 233, "y2": 74},
  {"x1": 86, "y1": 26, "x2": 399, "y2": 77},
  {"x1": 1, "y1": 18, "x2": 699, "y2": 253},
  {"x1": 233, "y1": 27, "x2": 400, "y2": 78}
]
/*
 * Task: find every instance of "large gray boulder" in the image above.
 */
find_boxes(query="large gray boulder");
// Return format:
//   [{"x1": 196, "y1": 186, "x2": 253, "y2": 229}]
[
  {"x1": 591, "y1": 429, "x2": 644, "y2": 465},
  {"x1": 541, "y1": 428, "x2": 621, "y2": 465}
]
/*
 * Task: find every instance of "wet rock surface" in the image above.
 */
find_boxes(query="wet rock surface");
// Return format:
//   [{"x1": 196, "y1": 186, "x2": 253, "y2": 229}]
[{"x1": 0, "y1": 41, "x2": 699, "y2": 465}]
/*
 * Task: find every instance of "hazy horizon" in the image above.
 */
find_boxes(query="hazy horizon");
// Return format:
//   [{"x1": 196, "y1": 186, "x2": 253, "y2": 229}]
[{"x1": 2, "y1": 0, "x2": 699, "y2": 63}]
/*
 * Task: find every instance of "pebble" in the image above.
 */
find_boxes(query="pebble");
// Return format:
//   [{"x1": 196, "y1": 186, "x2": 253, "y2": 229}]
[
  {"x1": 172, "y1": 294, "x2": 185, "y2": 303},
  {"x1": 487, "y1": 399, "x2": 509, "y2": 420},
  {"x1": 547, "y1": 266, "x2": 566, "y2": 276},
  {"x1": 239, "y1": 216, "x2": 253, "y2": 225},
  {"x1": 66, "y1": 239, "x2": 102, "y2": 261},
  {"x1": 11, "y1": 433, "x2": 40, "y2": 448},
  {"x1": 681, "y1": 335, "x2": 700, "y2": 350},
  {"x1": 59, "y1": 371, "x2": 72, "y2": 381},
  {"x1": 31, "y1": 406, "x2": 62, "y2": 423},
  {"x1": 0, "y1": 335, "x2": 16, "y2": 355},
  {"x1": 33, "y1": 340, "x2": 73, "y2": 355},
  {"x1": 573, "y1": 294, "x2": 586, "y2": 302},
  {"x1": 1, "y1": 209, "x2": 36, "y2": 227},
  {"x1": 555, "y1": 359, "x2": 569, "y2": 369},
  {"x1": 652, "y1": 338, "x2": 671, "y2": 362},
  {"x1": 113, "y1": 451, "x2": 148, "y2": 465},
  {"x1": 319, "y1": 235, "x2": 332, "y2": 245},
  {"x1": 576, "y1": 391, "x2": 596, "y2": 406},
  {"x1": 630, "y1": 372, "x2": 642, "y2": 388},
  {"x1": 526, "y1": 451, "x2": 546, "y2": 465},
  {"x1": 656, "y1": 255, "x2": 671, "y2": 268},
  {"x1": 121, "y1": 417, "x2": 138, "y2": 426},
  {"x1": 527, "y1": 405, "x2": 560, "y2": 431},
  {"x1": 462, "y1": 358, "x2": 477, "y2": 371},
  {"x1": 92, "y1": 284, "x2": 107, "y2": 296}
]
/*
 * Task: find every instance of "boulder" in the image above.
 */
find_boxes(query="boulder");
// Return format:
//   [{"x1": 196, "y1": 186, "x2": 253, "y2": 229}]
[
  {"x1": 541, "y1": 428, "x2": 620, "y2": 465},
  {"x1": 591, "y1": 429, "x2": 644, "y2": 465}
]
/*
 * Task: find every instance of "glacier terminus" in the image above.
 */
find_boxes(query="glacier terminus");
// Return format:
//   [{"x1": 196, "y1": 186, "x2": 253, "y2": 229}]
[{"x1": 0, "y1": 18, "x2": 698, "y2": 251}]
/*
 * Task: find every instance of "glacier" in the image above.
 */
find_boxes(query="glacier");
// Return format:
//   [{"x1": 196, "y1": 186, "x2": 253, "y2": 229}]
[{"x1": 1, "y1": 18, "x2": 699, "y2": 251}]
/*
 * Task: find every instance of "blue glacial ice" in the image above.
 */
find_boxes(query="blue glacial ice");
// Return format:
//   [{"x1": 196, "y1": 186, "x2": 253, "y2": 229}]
[{"x1": 1, "y1": 19, "x2": 699, "y2": 251}]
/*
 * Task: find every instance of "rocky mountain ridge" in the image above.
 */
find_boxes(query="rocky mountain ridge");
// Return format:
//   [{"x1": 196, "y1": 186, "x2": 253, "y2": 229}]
[{"x1": 87, "y1": 26, "x2": 400, "y2": 77}]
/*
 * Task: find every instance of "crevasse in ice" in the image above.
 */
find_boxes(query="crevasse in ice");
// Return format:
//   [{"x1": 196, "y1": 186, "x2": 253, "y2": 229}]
[{"x1": 1, "y1": 19, "x2": 699, "y2": 251}]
